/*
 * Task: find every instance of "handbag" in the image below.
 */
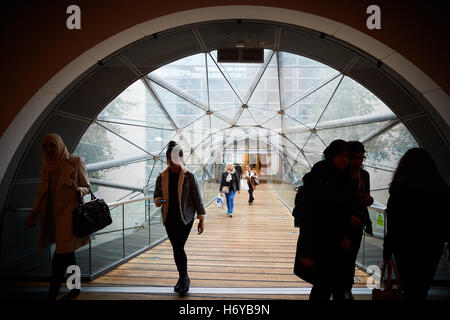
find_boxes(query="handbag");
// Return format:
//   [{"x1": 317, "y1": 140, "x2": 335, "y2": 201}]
[
  {"x1": 221, "y1": 186, "x2": 230, "y2": 194},
  {"x1": 72, "y1": 190, "x2": 112, "y2": 238},
  {"x1": 253, "y1": 176, "x2": 259, "y2": 185},
  {"x1": 372, "y1": 259, "x2": 404, "y2": 300}
]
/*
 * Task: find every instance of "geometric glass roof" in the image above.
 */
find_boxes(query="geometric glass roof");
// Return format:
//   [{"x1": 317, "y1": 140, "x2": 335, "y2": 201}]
[{"x1": 74, "y1": 49, "x2": 418, "y2": 207}]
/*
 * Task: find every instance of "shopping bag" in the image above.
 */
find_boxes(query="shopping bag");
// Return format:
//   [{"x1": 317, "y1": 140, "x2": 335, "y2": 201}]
[
  {"x1": 240, "y1": 178, "x2": 249, "y2": 191},
  {"x1": 372, "y1": 259, "x2": 404, "y2": 300},
  {"x1": 216, "y1": 193, "x2": 225, "y2": 209}
]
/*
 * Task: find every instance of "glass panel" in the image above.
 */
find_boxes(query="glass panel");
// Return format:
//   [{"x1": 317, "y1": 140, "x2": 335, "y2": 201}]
[
  {"x1": 285, "y1": 76, "x2": 342, "y2": 127},
  {"x1": 283, "y1": 114, "x2": 309, "y2": 132},
  {"x1": 148, "y1": 81, "x2": 205, "y2": 128},
  {"x1": 149, "y1": 206, "x2": 166, "y2": 247},
  {"x1": 303, "y1": 133, "x2": 326, "y2": 153},
  {"x1": 210, "y1": 114, "x2": 232, "y2": 133},
  {"x1": 207, "y1": 54, "x2": 243, "y2": 111},
  {"x1": 99, "y1": 121, "x2": 175, "y2": 155},
  {"x1": 183, "y1": 115, "x2": 211, "y2": 147},
  {"x1": 148, "y1": 53, "x2": 208, "y2": 107},
  {"x1": 88, "y1": 160, "x2": 149, "y2": 192},
  {"x1": 263, "y1": 114, "x2": 282, "y2": 131},
  {"x1": 284, "y1": 131, "x2": 310, "y2": 149},
  {"x1": 250, "y1": 108, "x2": 278, "y2": 125},
  {"x1": 90, "y1": 205, "x2": 124, "y2": 274},
  {"x1": 98, "y1": 79, "x2": 174, "y2": 130},
  {"x1": 303, "y1": 151, "x2": 323, "y2": 167},
  {"x1": 318, "y1": 76, "x2": 394, "y2": 124},
  {"x1": 364, "y1": 122, "x2": 418, "y2": 171},
  {"x1": 124, "y1": 201, "x2": 149, "y2": 257},
  {"x1": 247, "y1": 54, "x2": 280, "y2": 111},
  {"x1": 278, "y1": 51, "x2": 340, "y2": 108},
  {"x1": 73, "y1": 122, "x2": 149, "y2": 165},
  {"x1": 214, "y1": 107, "x2": 242, "y2": 124},
  {"x1": 146, "y1": 159, "x2": 167, "y2": 188},
  {"x1": 210, "y1": 49, "x2": 273, "y2": 102},
  {"x1": 316, "y1": 121, "x2": 389, "y2": 146},
  {"x1": 364, "y1": 166, "x2": 394, "y2": 191},
  {"x1": 236, "y1": 108, "x2": 258, "y2": 126}
]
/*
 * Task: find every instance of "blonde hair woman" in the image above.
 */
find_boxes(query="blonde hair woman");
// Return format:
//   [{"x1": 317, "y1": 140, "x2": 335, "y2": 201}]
[
  {"x1": 26, "y1": 133, "x2": 91, "y2": 300},
  {"x1": 219, "y1": 162, "x2": 240, "y2": 217}
]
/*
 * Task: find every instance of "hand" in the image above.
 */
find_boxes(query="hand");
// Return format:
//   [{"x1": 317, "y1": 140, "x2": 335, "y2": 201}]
[
  {"x1": 26, "y1": 213, "x2": 36, "y2": 228},
  {"x1": 300, "y1": 258, "x2": 314, "y2": 269},
  {"x1": 65, "y1": 179, "x2": 80, "y2": 193},
  {"x1": 340, "y1": 237, "x2": 351, "y2": 251},
  {"x1": 198, "y1": 219, "x2": 204, "y2": 235},
  {"x1": 360, "y1": 193, "x2": 373, "y2": 206},
  {"x1": 351, "y1": 215, "x2": 362, "y2": 228},
  {"x1": 155, "y1": 197, "x2": 164, "y2": 207},
  {"x1": 237, "y1": 190, "x2": 240, "y2": 194}
]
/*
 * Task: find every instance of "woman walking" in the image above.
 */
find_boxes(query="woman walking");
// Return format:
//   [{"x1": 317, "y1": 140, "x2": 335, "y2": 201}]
[
  {"x1": 26, "y1": 133, "x2": 91, "y2": 300},
  {"x1": 154, "y1": 141, "x2": 206, "y2": 297},
  {"x1": 344, "y1": 141, "x2": 374, "y2": 300},
  {"x1": 383, "y1": 148, "x2": 450, "y2": 300},
  {"x1": 219, "y1": 163, "x2": 240, "y2": 217},
  {"x1": 297, "y1": 139, "x2": 355, "y2": 300},
  {"x1": 244, "y1": 165, "x2": 258, "y2": 205}
]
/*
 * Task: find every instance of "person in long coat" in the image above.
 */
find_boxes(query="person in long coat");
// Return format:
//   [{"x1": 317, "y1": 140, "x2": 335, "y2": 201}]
[
  {"x1": 26, "y1": 133, "x2": 91, "y2": 300},
  {"x1": 298, "y1": 139, "x2": 355, "y2": 300},
  {"x1": 383, "y1": 148, "x2": 450, "y2": 300},
  {"x1": 243, "y1": 164, "x2": 258, "y2": 205}
]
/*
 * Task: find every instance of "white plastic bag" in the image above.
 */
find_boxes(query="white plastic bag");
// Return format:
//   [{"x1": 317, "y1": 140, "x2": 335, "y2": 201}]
[
  {"x1": 216, "y1": 193, "x2": 225, "y2": 209},
  {"x1": 240, "y1": 178, "x2": 249, "y2": 191}
]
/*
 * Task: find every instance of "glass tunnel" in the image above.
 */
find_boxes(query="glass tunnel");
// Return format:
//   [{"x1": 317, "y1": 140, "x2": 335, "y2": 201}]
[{"x1": 69, "y1": 49, "x2": 419, "y2": 279}]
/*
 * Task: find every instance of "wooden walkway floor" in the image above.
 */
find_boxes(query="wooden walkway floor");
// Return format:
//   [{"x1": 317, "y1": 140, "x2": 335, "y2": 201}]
[{"x1": 72, "y1": 184, "x2": 370, "y2": 300}]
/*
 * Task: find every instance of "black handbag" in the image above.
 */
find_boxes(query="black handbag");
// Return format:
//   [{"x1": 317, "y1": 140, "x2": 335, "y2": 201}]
[{"x1": 72, "y1": 191, "x2": 112, "y2": 238}]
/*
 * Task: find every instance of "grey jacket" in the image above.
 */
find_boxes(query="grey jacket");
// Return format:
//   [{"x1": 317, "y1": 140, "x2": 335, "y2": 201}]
[{"x1": 154, "y1": 166, "x2": 206, "y2": 225}]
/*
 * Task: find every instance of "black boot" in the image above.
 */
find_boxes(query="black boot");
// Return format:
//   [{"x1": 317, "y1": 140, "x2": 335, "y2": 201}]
[{"x1": 178, "y1": 276, "x2": 190, "y2": 297}]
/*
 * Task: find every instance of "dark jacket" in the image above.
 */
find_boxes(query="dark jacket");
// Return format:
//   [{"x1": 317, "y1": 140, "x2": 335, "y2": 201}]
[
  {"x1": 351, "y1": 168, "x2": 373, "y2": 235},
  {"x1": 154, "y1": 166, "x2": 206, "y2": 225},
  {"x1": 219, "y1": 171, "x2": 240, "y2": 193},
  {"x1": 299, "y1": 160, "x2": 354, "y2": 260},
  {"x1": 383, "y1": 180, "x2": 450, "y2": 261}
]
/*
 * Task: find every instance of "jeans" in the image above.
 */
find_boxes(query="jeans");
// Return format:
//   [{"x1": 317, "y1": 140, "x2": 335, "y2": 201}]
[{"x1": 225, "y1": 190, "x2": 236, "y2": 214}]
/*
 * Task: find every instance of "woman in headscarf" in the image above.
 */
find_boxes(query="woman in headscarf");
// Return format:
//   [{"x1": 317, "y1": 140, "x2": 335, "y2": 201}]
[
  {"x1": 26, "y1": 133, "x2": 91, "y2": 300},
  {"x1": 219, "y1": 163, "x2": 240, "y2": 217}
]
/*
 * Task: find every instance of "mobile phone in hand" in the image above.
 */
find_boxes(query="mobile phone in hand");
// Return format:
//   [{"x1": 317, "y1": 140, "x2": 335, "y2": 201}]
[{"x1": 158, "y1": 200, "x2": 167, "y2": 203}]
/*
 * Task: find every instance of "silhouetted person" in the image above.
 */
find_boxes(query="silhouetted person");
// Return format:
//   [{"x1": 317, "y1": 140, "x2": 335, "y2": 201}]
[
  {"x1": 219, "y1": 163, "x2": 240, "y2": 217},
  {"x1": 244, "y1": 165, "x2": 258, "y2": 205},
  {"x1": 154, "y1": 141, "x2": 206, "y2": 297},
  {"x1": 344, "y1": 141, "x2": 374, "y2": 299},
  {"x1": 383, "y1": 148, "x2": 450, "y2": 300},
  {"x1": 298, "y1": 139, "x2": 354, "y2": 300},
  {"x1": 26, "y1": 133, "x2": 91, "y2": 300}
]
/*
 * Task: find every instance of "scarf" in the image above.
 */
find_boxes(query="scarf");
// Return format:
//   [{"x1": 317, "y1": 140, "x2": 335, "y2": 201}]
[
  {"x1": 41, "y1": 133, "x2": 70, "y2": 176},
  {"x1": 226, "y1": 168, "x2": 235, "y2": 182}
]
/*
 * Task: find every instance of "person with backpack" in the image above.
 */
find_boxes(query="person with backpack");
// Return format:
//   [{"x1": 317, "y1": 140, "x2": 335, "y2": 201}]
[{"x1": 294, "y1": 139, "x2": 354, "y2": 300}]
